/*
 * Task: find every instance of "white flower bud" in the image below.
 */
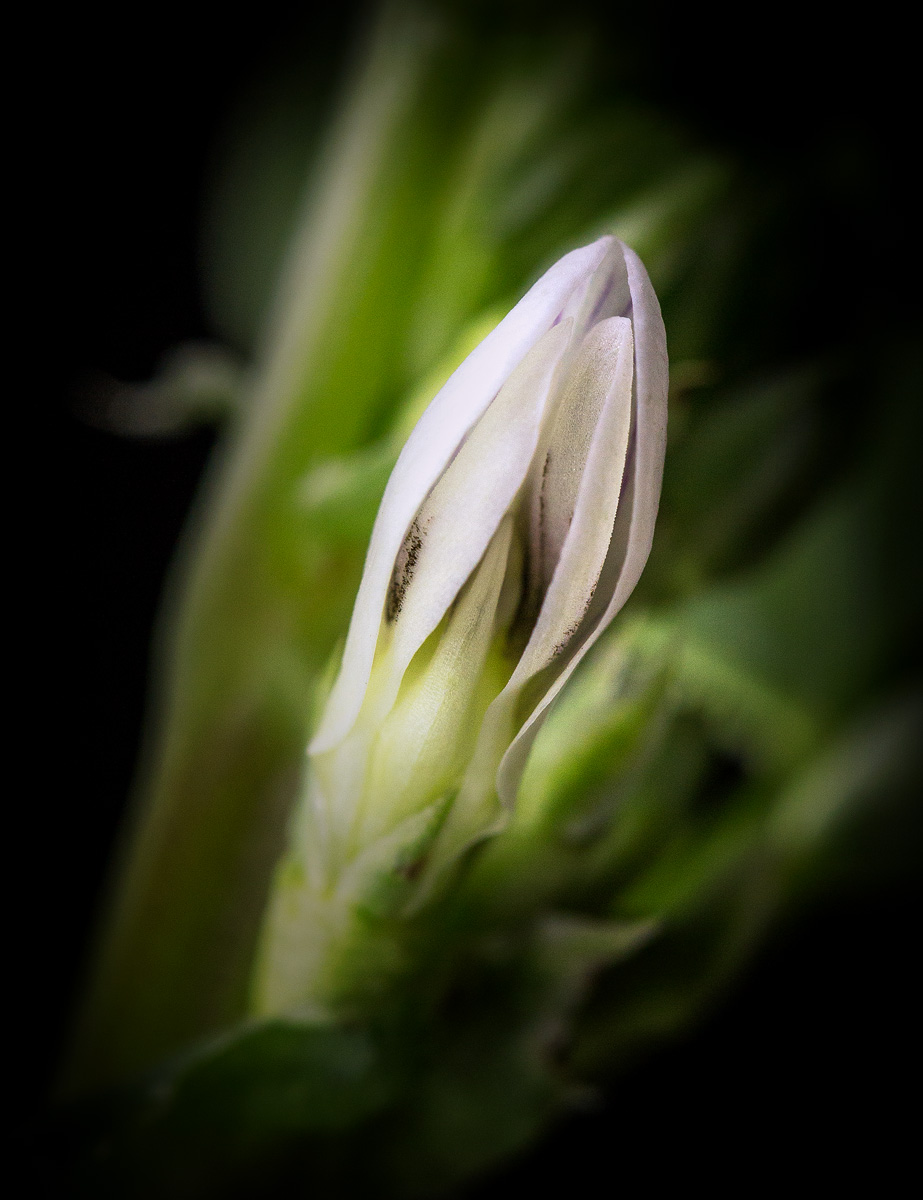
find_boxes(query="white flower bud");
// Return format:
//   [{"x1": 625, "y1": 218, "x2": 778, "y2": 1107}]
[{"x1": 254, "y1": 236, "x2": 667, "y2": 1015}]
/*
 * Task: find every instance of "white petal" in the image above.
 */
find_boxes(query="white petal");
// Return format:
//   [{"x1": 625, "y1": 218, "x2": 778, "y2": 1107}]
[
  {"x1": 311, "y1": 237, "x2": 612, "y2": 753},
  {"x1": 570, "y1": 237, "x2": 632, "y2": 332},
  {"x1": 430, "y1": 315, "x2": 634, "y2": 871},
  {"x1": 516, "y1": 315, "x2": 634, "y2": 682},
  {"x1": 496, "y1": 240, "x2": 668, "y2": 804},
  {"x1": 379, "y1": 320, "x2": 570, "y2": 713},
  {"x1": 523, "y1": 242, "x2": 631, "y2": 598},
  {"x1": 357, "y1": 516, "x2": 515, "y2": 846},
  {"x1": 529, "y1": 316, "x2": 632, "y2": 597}
]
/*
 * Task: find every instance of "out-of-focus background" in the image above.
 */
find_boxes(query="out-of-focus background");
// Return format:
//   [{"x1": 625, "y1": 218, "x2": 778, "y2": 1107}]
[{"x1": 26, "y1": 0, "x2": 920, "y2": 1189}]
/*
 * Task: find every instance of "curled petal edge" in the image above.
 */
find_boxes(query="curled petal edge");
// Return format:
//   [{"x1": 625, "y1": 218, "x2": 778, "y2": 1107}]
[
  {"x1": 496, "y1": 241, "x2": 668, "y2": 805},
  {"x1": 311, "y1": 236, "x2": 613, "y2": 754}
]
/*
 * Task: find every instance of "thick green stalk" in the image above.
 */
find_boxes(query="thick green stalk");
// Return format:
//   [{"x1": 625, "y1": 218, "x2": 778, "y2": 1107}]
[{"x1": 65, "y1": 12, "x2": 445, "y2": 1091}]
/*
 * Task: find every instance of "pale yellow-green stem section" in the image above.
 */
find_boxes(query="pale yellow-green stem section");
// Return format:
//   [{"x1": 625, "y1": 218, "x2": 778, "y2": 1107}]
[{"x1": 251, "y1": 519, "x2": 517, "y2": 1018}]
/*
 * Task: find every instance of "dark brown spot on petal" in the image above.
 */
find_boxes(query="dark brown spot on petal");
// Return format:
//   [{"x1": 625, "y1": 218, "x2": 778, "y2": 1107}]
[
  {"x1": 552, "y1": 622, "x2": 581, "y2": 658},
  {"x1": 535, "y1": 449, "x2": 551, "y2": 590},
  {"x1": 551, "y1": 582, "x2": 598, "y2": 658},
  {"x1": 386, "y1": 518, "x2": 424, "y2": 623}
]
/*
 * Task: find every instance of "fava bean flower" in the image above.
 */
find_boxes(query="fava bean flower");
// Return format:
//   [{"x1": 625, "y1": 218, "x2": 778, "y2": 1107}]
[{"x1": 255, "y1": 236, "x2": 667, "y2": 1015}]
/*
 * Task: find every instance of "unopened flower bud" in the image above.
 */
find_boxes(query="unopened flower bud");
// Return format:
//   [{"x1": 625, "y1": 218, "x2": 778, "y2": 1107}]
[{"x1": 255, "y1": 236, "x2": 667, "y2": 1015}]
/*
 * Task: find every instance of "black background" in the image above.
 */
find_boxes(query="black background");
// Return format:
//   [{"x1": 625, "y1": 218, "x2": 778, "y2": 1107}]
[{"x1": 22, "y1": 1, "x2": 920, "y2": 1191}]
